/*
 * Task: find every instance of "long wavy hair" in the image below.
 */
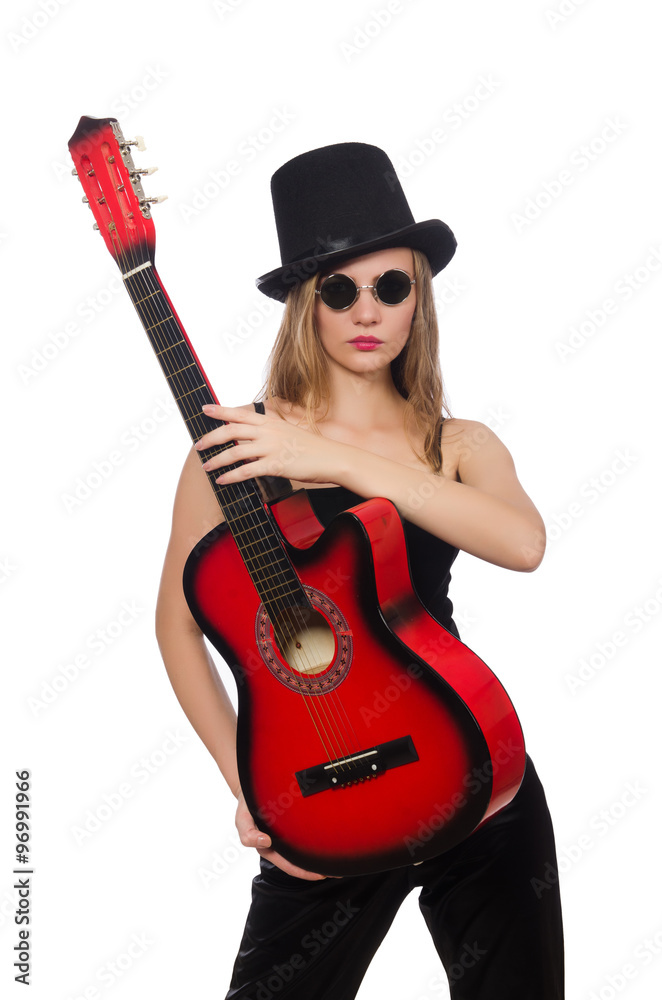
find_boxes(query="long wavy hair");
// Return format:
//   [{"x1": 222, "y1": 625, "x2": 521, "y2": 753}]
[{"x1": 262, "y1": 249, "x2": 451, "y2": 473}]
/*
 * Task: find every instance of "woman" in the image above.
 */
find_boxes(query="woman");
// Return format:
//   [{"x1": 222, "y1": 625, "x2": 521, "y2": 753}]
[{"x1": 156, "y1": 143, "x2": 564, "y2": 998}]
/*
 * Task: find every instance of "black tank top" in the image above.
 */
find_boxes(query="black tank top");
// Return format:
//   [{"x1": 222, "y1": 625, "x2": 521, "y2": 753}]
[{"x1": 253, "y1": 402, "x2": 460, "y2": 637}]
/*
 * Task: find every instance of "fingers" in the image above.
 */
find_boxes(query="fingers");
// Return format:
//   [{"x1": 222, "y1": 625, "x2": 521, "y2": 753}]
[
  {"x1": 196, "y1": 405, "x2": 259, "y2": 450},
  {"x1": 256, "y1": 848, "x2": 330, "y2": 881},
  {"x1": 199, "y1": 444, "x2": 250, "y2": 471},
  {"x1": 237, "y1": 822, "x2": 271, "y2": 850},
  {"x1": 200, "y1": 403, "x2": 259, "y2": 430},
  {"x1": 195, "y1": 405, "x2": 292, "y2": 483},
  {"x1": 242, "y1": 828, "x2": 272, "y2": 849},
  {"x1": 210, "y1": 458, "x2": 284, "y2": 486},
  {"x1": 201, "y1": 404, "x2": 253, "y2": 419},
  {"x1": 235, "y1": 792, "x2": 336, "y2": 881},
  {"x1": 195, "y1": 406, "x2": 263, "y2": 478},
  {"x1": 195, "y1": 402, "x2": 334, "y2": 489},
  {"x1": 235, "y1": 797, "x2": 272, "y2": 850}
]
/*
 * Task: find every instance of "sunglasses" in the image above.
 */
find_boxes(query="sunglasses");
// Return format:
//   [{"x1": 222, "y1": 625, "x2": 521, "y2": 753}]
[{"x1": 315, "y1": 268, "x2": 416, "y2": 310}]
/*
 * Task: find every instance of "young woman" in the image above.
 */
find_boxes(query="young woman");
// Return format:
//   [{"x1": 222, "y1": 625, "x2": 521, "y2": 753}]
[{"x1": 155, "y1": 143, "x2": 564, "y2": 999}]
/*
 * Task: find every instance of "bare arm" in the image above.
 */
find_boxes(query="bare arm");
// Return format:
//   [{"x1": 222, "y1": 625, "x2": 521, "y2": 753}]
[
  {"x1": 338, "y1": 418, "x2": 547, "y2": 572},
  {"x1": 155, "y1": 446, "x2": 241, "y2": 789},
  {"x1": 195, "y1": 407, "x2": 547, "y2": 572},
  {"x1": 155, "y1": 446, "x2": 327, "y2": 879}
]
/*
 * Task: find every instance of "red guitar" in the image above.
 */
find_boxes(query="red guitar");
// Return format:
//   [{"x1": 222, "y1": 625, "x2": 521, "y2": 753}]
[{"x1": 68, "y1": 115, "x2": 526, "y2": 876}]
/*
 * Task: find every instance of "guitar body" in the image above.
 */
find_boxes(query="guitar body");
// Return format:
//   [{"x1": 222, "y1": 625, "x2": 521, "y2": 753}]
[{"x1": 184, "y1": 490, "x2": 525, "y2": 876}]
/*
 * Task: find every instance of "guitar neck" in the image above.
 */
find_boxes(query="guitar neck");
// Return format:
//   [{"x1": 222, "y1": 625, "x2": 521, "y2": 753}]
[
  {"x1": 122, "y1": 263, "x2": 308, "y2": 614},
  {"x1": 67, "y1": 113, "x2": 309, "y2": 617},
  {"x1": 123, "y1": 263, "x2": 225, "y2": 465}
]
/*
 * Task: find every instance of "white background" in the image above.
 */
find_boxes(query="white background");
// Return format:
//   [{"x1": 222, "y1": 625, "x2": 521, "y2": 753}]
[{"x1": 2, "y1": 1, "x2": 661, "y2": 998}]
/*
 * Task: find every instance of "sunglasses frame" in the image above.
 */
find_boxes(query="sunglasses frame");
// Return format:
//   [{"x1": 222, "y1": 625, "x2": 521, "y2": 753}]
[{"x1": 315, "y1": 268, "x2": 416, "y2": 310}]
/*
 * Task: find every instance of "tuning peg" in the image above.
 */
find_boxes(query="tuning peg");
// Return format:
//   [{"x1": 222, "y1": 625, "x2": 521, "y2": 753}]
[
  {"x1": 82, "y1": 196, "x2": 89, "y2": 204},
  {"x1": 71, "y1": 167, "x2": 78, "y2": 176},
  {"x1": 119, "y1": 135, "x2": 147, "y2": 152},
  {"x1": 131, "y1": 166, "x2": 159, "y2": 177},
  {"x1": 93, "y1": 223, "x2": 99, "y2": 230},
  {"x1": 141, "y1": 195, "x2": 168, "y2": 205}
]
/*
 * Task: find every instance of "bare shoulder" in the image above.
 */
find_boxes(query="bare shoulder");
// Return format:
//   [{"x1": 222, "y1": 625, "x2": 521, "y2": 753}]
[
  {"x1": 441, "y1": 417, "x2": 538, "y2": 514},
  {"x1": 440, "y1": 417, "x2": 504, "y2": 481},
  {"x1": 441, "y1": 417, "x2": 511, "y2": 468}
]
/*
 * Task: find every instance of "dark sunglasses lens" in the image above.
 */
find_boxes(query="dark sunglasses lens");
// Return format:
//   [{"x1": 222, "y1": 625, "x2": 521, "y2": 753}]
[
  {"x1": 376, "y1": 270, "x2": 411, "y2": 305},
  {"x1": 320, "y1": 275, "x2": 357, "y2": 309}
]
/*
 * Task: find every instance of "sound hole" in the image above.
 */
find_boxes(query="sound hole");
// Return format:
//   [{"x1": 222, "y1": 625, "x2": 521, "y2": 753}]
[
  {"x1": 254, "y1": 587, "x2": 353, "y2": 695},
  {"x1": 273, "y1": 607, "x2": 336, "y2": 676}
]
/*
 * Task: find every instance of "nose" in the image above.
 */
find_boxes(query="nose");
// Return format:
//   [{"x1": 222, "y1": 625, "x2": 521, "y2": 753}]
[{"x1": 350, "y1": 285, "x2": 381, "y2": 322}]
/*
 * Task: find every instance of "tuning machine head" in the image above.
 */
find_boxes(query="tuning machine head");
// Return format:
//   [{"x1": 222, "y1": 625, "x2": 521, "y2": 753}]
[
  {"x1": 140, "y1": 195, "x2": 168, "y2": 207},
  {"x1": 119, "y1": 134, "x2": 147, "y2": 152},
  {"x1": 131, "y1": 166, "x2": 159, "y2": 178}
]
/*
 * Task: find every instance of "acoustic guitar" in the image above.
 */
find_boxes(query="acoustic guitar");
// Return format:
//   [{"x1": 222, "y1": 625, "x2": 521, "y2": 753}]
[{"x1": 68, "y1": 115, "x2": 526, "y2": 876}]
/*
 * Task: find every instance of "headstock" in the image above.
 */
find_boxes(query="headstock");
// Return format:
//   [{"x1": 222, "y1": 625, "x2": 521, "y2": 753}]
[{"x1": 68, "y1": 115, "x2": 166, "y2": 275}]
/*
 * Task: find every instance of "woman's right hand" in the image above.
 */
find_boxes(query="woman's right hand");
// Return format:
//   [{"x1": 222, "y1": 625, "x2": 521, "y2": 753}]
[{"x1": 235, "y1": 790, "x2": 330, "y2": 881}]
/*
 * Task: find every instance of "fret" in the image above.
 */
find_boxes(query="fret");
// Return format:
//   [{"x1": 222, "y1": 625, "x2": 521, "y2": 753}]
[
  {"x1": 154, "y1": 342, "x2": 192, "y2": 364},
  {"x1": 234, "y1": 541, "x2": 285, "y2": 562},
  {"x1": 230, "y1": 534, "x2": 289, "y2": 561},
  {"x1": 263, "y1": 599, "x2": 305, "y2": 619},
  {"x1": 219, "y1": 494, "x2": 264, "y2": 513},
  {"x1": 229, "y1": 527, "x2": 277, "y2": 544},
  {"x1": 225, "y1": 513, "x2": 280, "y2": 533},
  {"x1": 240, "y1": 548, "x2": 287, "y2": 566},
  {"x1": 223, "y1": 516, "x2": 269, "y2": 533},
  {"x1": 173, "y1": 383, "x2": 209, "y2": 402},
  {"x1": 244, "y1": 566, "x2": 301, "y2": 590},
  {"x1": 236, "y1": 550, "x2": 288, "y2": 572},
  {"x1": 246, "y1": 563, "x2": 297, "y2": 596},
  {"x1": 255, "y1": 581, "x2": 304, "y2": 600},
  {"x1": 229, "y1": 518, "x2": 281, "y2": 537},
  {"x1": 155, "y1": 338, "x2": 186, "y2": 357},
  {"x1": 133, "y1": 291, "x2": 160, "y2": 305},
  {"x1": 251, "y1": 569, "x2": 294, "y2": 589},
  {"x1": 246, "y1": 573, "x2": 297, "y2": 594},
  {"x1": 145, "y1": 315, "x2": 174, "y2": 331},
  {"x1": 166, "y1": 361, "x2": 197, "y2": 378},
  {"x1": 228, "y1": 536, "x2": 283, "y2": 559},
  {"x1": 166, "y1": 372, "x2": 206, "y2": 399},
  {"x1": 186, "y1": 422, "x2": 220, "y2": 440},
  {"x1": 222, "y1": 506, "x2": 266, "y2": 522},
  {"x1": 184, "y1": 410, "x2": 212, "y2": 425}
]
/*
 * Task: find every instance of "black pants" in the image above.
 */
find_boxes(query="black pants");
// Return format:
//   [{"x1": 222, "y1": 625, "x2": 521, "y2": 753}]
[{"x1": 226, "y1": 757, "x2": 564, "y2": 999}]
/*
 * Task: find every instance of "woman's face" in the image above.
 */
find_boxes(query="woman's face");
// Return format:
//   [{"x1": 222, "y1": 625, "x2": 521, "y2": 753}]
[{"x1": 313, "y1": 247, "x2": 416, "y2": 379}]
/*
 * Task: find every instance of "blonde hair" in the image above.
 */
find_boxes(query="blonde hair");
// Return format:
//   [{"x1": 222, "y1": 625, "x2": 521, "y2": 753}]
[{"x1": 263, "y1": 249, "x2": 450, "y2": 473}]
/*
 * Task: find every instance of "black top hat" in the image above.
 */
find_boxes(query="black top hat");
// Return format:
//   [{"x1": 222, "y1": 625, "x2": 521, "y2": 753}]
[{"x1": 255, "y1": 142, "x2": 456, "y2": 301}]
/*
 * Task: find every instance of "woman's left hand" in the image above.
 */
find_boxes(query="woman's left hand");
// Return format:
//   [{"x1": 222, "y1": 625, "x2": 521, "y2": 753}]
[{"x1": 195, "y1": 404, "x2": 346, "y2": 486}]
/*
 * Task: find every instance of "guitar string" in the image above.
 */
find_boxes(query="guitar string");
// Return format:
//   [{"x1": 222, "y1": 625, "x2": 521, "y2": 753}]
[
  {"x1": 78, "y1": 139, "x2": 353, "y2": 768},
  {"x1": 111, "y1": 238, "x2": 356, "y2": 773},
  {"x1": 111, "y1": 170, "x2": 366, "y2": 779},
  {"x1": 97, "y1": 146, "x2": 363, "y2": 780},
  {"x1": 128, "y1": 260, "x2": 362, "y2": 776}
]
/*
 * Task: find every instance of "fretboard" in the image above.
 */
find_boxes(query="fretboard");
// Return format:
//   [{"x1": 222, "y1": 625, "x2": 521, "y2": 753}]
[{"x1": 122, "y1": 261, "x2": 309, "y2": 617}]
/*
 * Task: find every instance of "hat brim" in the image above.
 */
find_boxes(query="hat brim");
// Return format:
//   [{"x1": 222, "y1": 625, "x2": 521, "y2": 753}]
[{"x1": 255, "y1": 219, "x2": 456, "y2": 301}]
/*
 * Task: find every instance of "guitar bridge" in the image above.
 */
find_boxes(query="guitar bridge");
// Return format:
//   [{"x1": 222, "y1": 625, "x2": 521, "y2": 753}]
[{"x1": 295, "y1": 736, "x2": 418, "y2": 797}]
